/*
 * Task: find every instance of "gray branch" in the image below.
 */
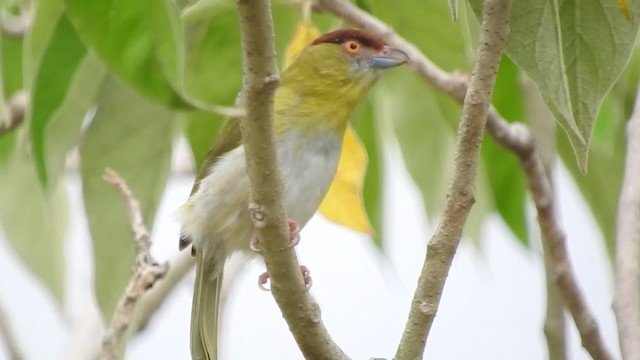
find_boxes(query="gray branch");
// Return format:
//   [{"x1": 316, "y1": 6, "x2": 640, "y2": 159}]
[
  {"x1": 613, "y1": 81, "x2": 640, "y2": 360},
  {"x1": 0, "y1": 91, "x2": 28, "y2": 135},
  {"x1": 234, "y1": 1, "x2": 349, "y2": 359},
  {"x1": 98, "y1": 169, "x2": 169, "y2": 360},
  {"x1": 393, "y1": 0, "x2": 512, "y2": 357},
  {"x1": 523, "y1": 75, "x2": 567, "y2": 360}
]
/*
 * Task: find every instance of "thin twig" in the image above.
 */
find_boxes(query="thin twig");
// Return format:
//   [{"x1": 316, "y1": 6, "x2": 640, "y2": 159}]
[
  {"x1": 395, "y1": 0, "x2": 512, "y2": 357},
  {"x1": 98, "y1": 169, "x2": 168, "y2": 360},
  {"x1": 235, "y1": 1, "x2": 349, "y2": 359},
  {"x1": 523, "y1": 75, "x2": 567, "y2": 360},
  {"x1": 613, "y1": 81, "x2": 640, "y2": 360},
  {"x1": 0, "y1": 300, "x2": 24, "y2": 360},
  {"x1": 130, "y1": 251, "x2": 194, "y2": 333},
  {"x1": 317, "y1": 0, "x2": 615, "y2": 359}
]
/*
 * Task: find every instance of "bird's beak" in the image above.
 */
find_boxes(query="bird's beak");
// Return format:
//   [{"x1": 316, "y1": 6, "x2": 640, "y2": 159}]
[{"x1": 370, "y1": 46, "x2": 409, "y2": 68}]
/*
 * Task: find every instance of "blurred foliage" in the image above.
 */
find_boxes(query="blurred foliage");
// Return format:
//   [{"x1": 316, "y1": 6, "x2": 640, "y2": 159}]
[{"x1": 0, "y1": 0, "x2": 638, "y2": 353}]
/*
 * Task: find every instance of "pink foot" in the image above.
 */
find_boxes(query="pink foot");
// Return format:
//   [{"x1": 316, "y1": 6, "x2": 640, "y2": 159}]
[
  {"x1": 250, "y1": 219, "x2": 300, "y2": 252},
  {"x1": 258, "y1": 265, "x2": 313, "y2": 291}
]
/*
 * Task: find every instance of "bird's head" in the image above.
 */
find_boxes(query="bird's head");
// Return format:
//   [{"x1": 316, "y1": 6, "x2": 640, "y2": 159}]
[
  {"x1": 307, "y1": 29, "x2": 408, "y2": 82},
  {"x1": 277, "y1": 29, "x2": 408, "y2": 133}
]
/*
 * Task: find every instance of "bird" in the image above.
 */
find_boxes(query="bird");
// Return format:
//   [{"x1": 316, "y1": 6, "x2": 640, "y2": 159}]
[{"x1": 177, "y1": 28, "x2": 408, "y2": 360}]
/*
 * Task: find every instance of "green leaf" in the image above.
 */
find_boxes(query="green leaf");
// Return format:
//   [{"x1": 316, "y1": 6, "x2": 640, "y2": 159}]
[
  {"x1": 0, "y1": 131, "x2": 67, "y2": 303},
  {"x1": 353, "y1": 100, "x2": 383, "y2": 248},
  {"x1": 80, "y1": 77, "x2": 177, "y2": 319},
  {"x1": 558, "y1": 94, "x2": 626, "y2": 256},
  {"x1": 24, "y1": 0, "x2": 64, "y2": 85},
  {"x1": 184, "y1": 111, "x2": 225, "y2": 170},
  {"x1": 65, "y1": 0, "x2": 188, "y2": 107},
  {"x1": 45, "y1": 55, "x2": 107, "y2": 186},
  {"x1": 469, "y1": 0, "x2": 640, "y2": 173},
  {"x1": 181, "y1": 5, "x2": 241, "y2": 173},
  {"x1": 29, "y1": 14, "x2": 86, "y2": 185},
  {"x1": 0, "y1": 132, "x2": 16, "y2": 164},
  {"x1": 354, "y1": 0, "x2": 373, "y2": 14},
  {"x1": 0, "y1": 32, "x2": 23, "y2": 162},
  {"x1": 2, "y1": 33, "x2": 24, "y2": 96},
  {"x1": 557, "y1": 43, "x2": 640, "y2": 255},
  {"x1": 449, "y1": 0, "x2": 459, "y2": 21},
  {"x1": 181, "y1": 3, "x2": 298, "y2": 169},
  {"x1": 182, "y1": 6, "x2": 242, "y2": 106}
]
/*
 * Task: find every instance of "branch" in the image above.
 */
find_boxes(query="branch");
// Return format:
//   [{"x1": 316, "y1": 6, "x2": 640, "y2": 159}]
[
  {"x1": 0, "y1": 7, "x2": 32, "y2": 38},
  {"x1": 99, "y1": 169, "x2": 168, "y2": 360},
  {"x1": 235, "y1": 1, "x2": 349, "y2": 359},
  {"x1": 0, "y1": 300, "x2": 24, "y2": 360},
  {"x1": 613, "y1": 81, "x2": 640, "y2": 360},
  {"x1": 0, "y1": 91, "x2": 28, "y2": 135},
  {"x1": 130, "y1": 251, "x2": 194, "y2": 333},
  {"x1": 317, "y1": 1, "x2": 615, "y2": 359},
  {"x1": 396, "y1": 0, "x2": 512, "y2": 357},
  {"x1": 130, "y1": 253, "x2": 247, "y2": 338},
  {"x1": 523, "y1": 75, "x2": 567, "y2": 360}
]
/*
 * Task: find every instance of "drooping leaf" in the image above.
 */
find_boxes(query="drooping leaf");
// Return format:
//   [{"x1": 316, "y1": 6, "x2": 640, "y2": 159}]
[
  {"x1": 45, "y1": 55, "x2": 107, "y2": 186},
  {"x1": 319, "y1": 125, "x2": 373, "y2": 234},
  {"x1": 556, "y1": 43, "x2": 640, "y2": 255},
  {"x1": 28, "y1": 14, "x2": 86, "y2": 185},
  {"x1": 24, "y1": 0, "x2": 64, "y2": 84},
  {"x1": 65, "y1": 0, "x2": 188, "y2": 108},
  {"x1": 0, "y1": 131, "x2": 67, "y2": 303},
  {"x1": 182, "y1": 6, "x2": 242, "y2": 106},
  {"x1": 80, "y1": 77, "x2": 177, "y2": 319},
  {"x1": 468, "y1": 0, "x2": 640, "y2": 172},
  {"x1": 180, "y1": 3, "x2": 300, "y2": 172}
]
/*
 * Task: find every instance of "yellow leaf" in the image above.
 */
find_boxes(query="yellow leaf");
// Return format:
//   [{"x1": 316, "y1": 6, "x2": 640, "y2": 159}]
[
  {"x1": 319, "y1": 126, "x2": 374, "y2": 234},
  {"x1": 283, "y1": 21, "x2": 321, "y2": 70},
  {"x1": 285, "y1": 19, "x2": 373, "y2": 234},
  {"x1": 616, "y1": 0, "x2": 632, "y2": 20}
]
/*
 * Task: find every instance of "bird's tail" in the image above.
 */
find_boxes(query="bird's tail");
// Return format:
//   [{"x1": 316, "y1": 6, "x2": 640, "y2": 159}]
[{"x1": 191, "y1": 255, "x2": 223, "y2": 360}]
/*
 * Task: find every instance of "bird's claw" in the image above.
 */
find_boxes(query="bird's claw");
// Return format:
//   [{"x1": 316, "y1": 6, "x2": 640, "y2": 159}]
[
  {"x1": 257, "y1": 265, "x2": 313, "y2": 292},
  {"x1": 250, "y1": 219, "x2": 300, "y2": 252}
]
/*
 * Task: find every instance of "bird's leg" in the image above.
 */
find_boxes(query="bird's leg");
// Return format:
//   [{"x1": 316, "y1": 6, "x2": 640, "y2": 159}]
[
  {"x1": 258, "y1": 265, "x2": 313, "y2": 291},
  {"x1": 249, "y1": 219, "x2": 300, "y2": 252}
]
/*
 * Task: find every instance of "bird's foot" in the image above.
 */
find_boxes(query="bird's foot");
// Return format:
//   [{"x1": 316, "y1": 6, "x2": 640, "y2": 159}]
[
  {"x1": 249, "y1": 219, "x2": 300, "y2": 252},
  {"x1": 258, "y1": 265, "x2": 313, "y2": 292}
]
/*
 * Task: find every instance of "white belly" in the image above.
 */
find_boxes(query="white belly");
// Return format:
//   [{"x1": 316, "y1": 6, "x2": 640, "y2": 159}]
[{"x1": 179, "y1": 129, "x2": 342, "y2": 260}]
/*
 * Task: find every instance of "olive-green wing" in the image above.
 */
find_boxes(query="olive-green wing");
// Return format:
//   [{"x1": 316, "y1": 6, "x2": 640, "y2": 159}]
[{"x1": 189, "y1": 114, "x2": 243, "y2": 196}]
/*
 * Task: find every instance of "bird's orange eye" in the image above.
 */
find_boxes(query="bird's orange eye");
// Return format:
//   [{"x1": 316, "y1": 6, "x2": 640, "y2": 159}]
[{"x1": 343, "y1": 40, "x2": 361, "y2": 55}]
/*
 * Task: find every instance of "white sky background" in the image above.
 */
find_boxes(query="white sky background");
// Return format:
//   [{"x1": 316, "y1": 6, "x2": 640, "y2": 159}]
[{"x1": 0, "y1": 146, "x2": 619, "y2": 360}]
